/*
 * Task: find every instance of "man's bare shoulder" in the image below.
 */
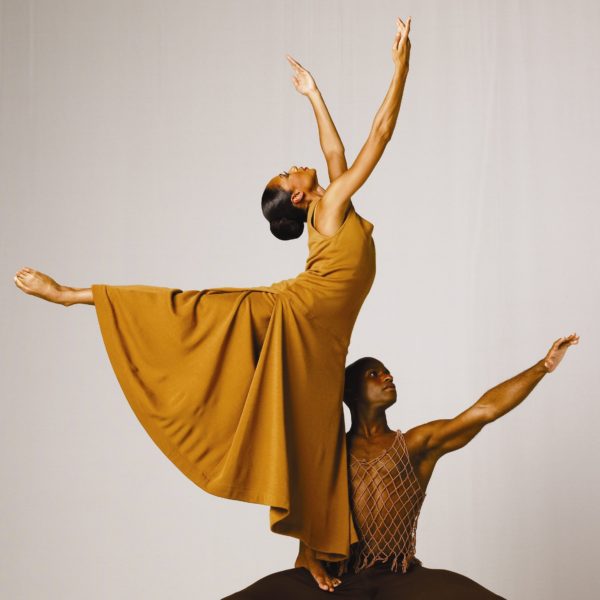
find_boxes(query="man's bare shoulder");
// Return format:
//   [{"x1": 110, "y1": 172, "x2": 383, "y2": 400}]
[{"x1": 404, "y1": 420, "x2": 447, "y2": 458}]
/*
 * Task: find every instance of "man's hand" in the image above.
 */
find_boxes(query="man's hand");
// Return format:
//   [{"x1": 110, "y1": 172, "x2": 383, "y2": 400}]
[
  {"x1": 287, "y1": 55, "x2": 318, "y2": 96},
  {"x1": 543, "y1": 333, "x2": 580, "y2": 373},
  {"x1": 392, "y1": 16, "x2": 411, "y2": 70}
]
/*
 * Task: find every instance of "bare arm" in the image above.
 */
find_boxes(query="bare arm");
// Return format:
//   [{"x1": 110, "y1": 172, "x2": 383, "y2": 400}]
[
  {"x1": 409, "y1": 334, "x2": 580, "y2": 460},
  {"x1": 320, "y1": 17, "x2": 411, "y2": 226},
  {"x1": 287, "y1": 56, "x2": 347, "y2": 182}
]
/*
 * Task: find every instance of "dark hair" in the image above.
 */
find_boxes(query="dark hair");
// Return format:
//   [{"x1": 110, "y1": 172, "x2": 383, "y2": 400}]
[
  {"x1": 343, "y1": 357, "x2": 379, "y2": 410},
  {"x1": 261, "y1": 185, "x2": 306, "y2": 241}
]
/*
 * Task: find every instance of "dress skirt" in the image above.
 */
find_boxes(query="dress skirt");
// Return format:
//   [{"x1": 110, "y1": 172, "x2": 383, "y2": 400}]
[{"x1": 93, "y1": 283, "x2": 356, "y2": 561}]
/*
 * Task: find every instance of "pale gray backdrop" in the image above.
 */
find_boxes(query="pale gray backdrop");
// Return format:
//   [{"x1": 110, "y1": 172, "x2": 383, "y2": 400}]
[{"x1": 1, "y1": 1, "x2": 599, "y2": 598}]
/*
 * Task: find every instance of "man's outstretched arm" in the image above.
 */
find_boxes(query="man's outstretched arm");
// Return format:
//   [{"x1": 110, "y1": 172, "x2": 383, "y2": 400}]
[{"x1": 409, "y1": 334, "x2": 580, "y2": 458}]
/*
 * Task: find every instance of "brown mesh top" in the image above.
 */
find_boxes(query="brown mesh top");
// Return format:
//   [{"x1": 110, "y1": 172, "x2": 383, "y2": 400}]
[{"x1": 346, "y1": 430, "x2": 426, "y2": 573}]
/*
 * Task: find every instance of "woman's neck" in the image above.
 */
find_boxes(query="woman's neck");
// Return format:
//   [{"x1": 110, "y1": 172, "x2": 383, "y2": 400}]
[{"x1": 308, "y1": 185, "x2": 325, "y2": 203}]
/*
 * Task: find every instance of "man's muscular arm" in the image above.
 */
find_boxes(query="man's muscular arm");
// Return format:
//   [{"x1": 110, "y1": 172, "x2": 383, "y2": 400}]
[{"x1": 409, "y1": 334, "x2": 579, "y2": 460}]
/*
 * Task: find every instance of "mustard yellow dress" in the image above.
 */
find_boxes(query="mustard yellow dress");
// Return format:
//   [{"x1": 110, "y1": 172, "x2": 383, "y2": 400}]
[{"x1": 92, "y1": 198, "x2": 375, "y2": 561}]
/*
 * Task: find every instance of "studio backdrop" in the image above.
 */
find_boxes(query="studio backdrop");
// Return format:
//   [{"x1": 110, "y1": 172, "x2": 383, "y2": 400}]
[{"x1": 1, "y1": 1, "x2": 599, "y2": 598}]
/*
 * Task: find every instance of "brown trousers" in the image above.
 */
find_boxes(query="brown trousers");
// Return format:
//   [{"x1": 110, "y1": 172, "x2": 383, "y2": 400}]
[{"x1": 222, "y1": 562, "x2": 505, "y2": 600}]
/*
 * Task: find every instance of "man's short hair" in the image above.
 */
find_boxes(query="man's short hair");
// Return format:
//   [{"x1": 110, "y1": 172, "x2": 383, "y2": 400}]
[{"x1": 343, "y1": 357, "x2": 377, "y2": 410}]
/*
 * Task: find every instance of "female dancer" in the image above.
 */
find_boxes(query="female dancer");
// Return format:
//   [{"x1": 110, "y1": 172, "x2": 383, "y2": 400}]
[{"x1": 13, "y1": 17, "x2": 412, "y2": 562}]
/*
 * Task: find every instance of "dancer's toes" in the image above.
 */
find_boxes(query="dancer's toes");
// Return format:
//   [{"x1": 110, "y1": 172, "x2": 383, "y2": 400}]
[{"x1": 13, "y1": 268, "x2": 66, "y2": 304}]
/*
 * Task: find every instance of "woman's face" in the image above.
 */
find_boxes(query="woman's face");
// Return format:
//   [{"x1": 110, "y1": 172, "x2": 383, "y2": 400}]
[{"x1": 268, "y1": 165, "x2": 318, "y2": 195}]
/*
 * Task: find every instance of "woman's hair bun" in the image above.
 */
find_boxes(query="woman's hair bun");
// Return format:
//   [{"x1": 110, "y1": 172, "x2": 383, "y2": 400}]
[
  {"x1": 261, "y1": 184, "x2": 307, "y2": 241},
  {"x1": 269, "y1": 217, "x2": 305, "y2": 241}
]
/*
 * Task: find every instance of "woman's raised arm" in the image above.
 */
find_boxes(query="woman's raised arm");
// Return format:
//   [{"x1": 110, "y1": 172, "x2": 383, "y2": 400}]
[
  {"x1": 287, "y1": 55, "x2": 348, "y2": 182},
  {"x1": 320, "y1": 17, "x2": 411, "y2": 226}
]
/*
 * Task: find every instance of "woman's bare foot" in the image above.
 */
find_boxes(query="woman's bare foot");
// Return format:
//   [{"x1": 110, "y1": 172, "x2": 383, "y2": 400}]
[
  {"x1": 14, "y1": 267, "x2": 69, "y2": 305},
  {"x1": 295, "y1": 543, "x2": 341, "y2": 593}
]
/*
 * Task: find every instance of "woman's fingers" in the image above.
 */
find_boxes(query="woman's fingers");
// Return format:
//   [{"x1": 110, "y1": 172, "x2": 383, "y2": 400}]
[
  {"x1": 286, "y1": 55, "x2": 306, "y2": 73},
  {"x1": 393, "y1": 16, "x2": 411, "y2": 50},
  {"x1": 399, "y1": 16, "x2": 411, "y2": 41}
]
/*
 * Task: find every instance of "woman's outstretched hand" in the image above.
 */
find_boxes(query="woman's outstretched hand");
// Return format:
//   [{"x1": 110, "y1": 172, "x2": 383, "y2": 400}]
[
  {"x1": 543, "y1": 333, "x2": 580, "y2": 372},
  {"x1": 392, "y1": 16, "x2": 411, "y2": 70},
  {"x1": 287, "y1": 55, "x2": 318, "y2": 96}
]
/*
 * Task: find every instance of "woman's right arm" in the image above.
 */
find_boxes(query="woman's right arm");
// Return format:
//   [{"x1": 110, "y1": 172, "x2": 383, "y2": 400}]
[
  {"x1": 320, "y1": 17, "x2": 411, "y2": 223},
  {"x1": 287, "y1": 56, "x2": 348, "y2": 182}
]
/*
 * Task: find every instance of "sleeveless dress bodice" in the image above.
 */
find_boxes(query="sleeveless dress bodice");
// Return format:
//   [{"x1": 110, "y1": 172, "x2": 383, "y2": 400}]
[{"x1": 267, "y1": 198, "x2": 376, "y2": 346}]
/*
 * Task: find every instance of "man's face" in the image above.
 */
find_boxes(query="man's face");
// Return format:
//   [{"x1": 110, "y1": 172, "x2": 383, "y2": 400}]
[{"x1": 356, "y1": 358, "x2": 397, "y2": 409}]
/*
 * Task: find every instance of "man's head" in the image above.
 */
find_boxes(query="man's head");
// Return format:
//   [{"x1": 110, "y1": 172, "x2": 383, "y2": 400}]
[{"x1": 343, "y1": 357, "x2": 397, "y2": 413}]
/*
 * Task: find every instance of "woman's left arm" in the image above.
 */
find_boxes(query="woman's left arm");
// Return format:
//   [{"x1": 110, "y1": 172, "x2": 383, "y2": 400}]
[{"x1": 287, "y1": 56, "x2": 348, "y2": 181}]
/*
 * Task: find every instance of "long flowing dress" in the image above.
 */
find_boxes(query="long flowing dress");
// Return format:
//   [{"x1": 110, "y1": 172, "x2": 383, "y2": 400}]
[{"x1": 92, "y1": 197, "x2": 376, "y2": 561}]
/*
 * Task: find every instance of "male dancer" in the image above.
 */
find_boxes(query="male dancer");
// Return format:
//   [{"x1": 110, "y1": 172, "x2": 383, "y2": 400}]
[{"x1": 224, "y1": 333, "x2": 578, "y2": 598}]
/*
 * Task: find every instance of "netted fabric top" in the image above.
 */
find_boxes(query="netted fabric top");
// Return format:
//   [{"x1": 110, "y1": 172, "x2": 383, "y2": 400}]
[{"x1": 347, "y1": 430, "x2": 425, "y2": 573}]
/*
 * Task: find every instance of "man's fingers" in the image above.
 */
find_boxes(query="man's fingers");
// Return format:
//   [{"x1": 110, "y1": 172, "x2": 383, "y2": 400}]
[{"x1": 550, "y1": 333, "x2": 581, "y2": 353}]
